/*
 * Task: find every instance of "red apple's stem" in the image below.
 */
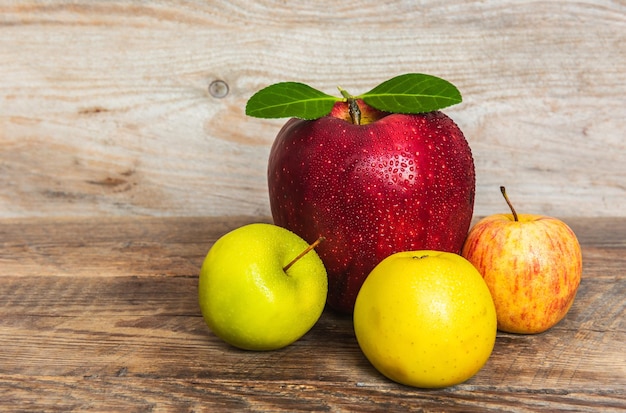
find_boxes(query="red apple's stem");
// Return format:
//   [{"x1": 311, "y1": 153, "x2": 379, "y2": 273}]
[
  {"x1": 337, "y1": 87, "x2": 352, "y2": 100},
  {"x1": 337, "y1": 87, "x2": 361, "y2": 125},
  {"x1": 500, "y1": 186, "x2": 519, "y2": 222},
  {"x1": 283, "y1": 236, "x2": 326, "y2": 272},
  {"x1": 347, "y1": 99, "x2": 361, "y2": 125}
]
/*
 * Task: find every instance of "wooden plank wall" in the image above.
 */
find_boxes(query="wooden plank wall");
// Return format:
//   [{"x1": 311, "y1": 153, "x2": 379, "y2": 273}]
[{"x1": 1, "y1": 1, "x2": 625, "y2": 218}]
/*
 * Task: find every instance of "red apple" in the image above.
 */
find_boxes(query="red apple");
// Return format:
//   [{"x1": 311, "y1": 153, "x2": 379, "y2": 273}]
[
  {"x1": 268, "y1": 99, "x2": 475, "y2": 312},
  {"x1": 461, "y1": 187, "x2": 583, "y2": 334}
]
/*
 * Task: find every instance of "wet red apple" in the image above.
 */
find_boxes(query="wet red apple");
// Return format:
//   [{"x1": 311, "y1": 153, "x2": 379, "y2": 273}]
[{"x1": 268, "y1": 99, "x2": 475, "y2": 312}]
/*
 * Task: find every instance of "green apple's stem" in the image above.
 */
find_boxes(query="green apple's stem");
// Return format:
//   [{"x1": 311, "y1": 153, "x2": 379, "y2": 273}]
[
  {"x1": 500, "y1": 186, "x2": 519, "y2": 222},
  {"x1": 337, "y1": 86, "x2": 361, "y2": 125},
  {"x1": 283, "y1": 236, "x2": 326, "y2": 272}
]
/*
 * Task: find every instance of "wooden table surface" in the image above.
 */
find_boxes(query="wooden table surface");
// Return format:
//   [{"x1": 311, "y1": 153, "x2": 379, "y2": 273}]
[{"x1": 1, "y1": 216, "x2": 624, "y2": 412}]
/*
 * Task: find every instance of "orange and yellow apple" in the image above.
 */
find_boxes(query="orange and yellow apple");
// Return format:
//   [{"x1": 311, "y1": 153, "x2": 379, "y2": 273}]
[{"x1": 461, "y1": 187, "x2": 582, "y2": 334}]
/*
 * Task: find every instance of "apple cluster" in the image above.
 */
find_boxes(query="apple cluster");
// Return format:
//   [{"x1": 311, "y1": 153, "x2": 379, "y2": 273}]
[{"x1": 197, "y1": 74, "x2": 583, "y2": 388}]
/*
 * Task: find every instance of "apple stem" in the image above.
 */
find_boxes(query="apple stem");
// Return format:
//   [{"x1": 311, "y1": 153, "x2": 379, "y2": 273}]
[
  {"x1": 347, "y1": 99, "x2": 362, "y2": 125},
  {"x1": 500, "y1": 186, "x2": 519, "y2": 222},
  {"x1": 337, "y1": 87, "x2": 361, "y2": 125},
  {"x1": 283, "y1": 236, "x2": 326, "y2": 272},
  {"x1": 338, "y1": 86, "x2": 353, "y2": 100}
]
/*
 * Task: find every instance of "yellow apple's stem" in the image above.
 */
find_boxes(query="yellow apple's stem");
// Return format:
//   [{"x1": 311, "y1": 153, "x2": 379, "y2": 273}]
[
  {"x1": 283, "y1": 236, "x2": 325, "y2": 272},
  {"x1": 500, "y1": 186, "x2": 519, "y2": 222}
]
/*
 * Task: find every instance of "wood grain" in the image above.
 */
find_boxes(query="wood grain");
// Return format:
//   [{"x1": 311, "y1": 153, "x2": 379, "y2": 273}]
[
  {"x1": 1, "y1": 1, "x2": 625, "y2": 218},
  {"x1": 0, "y1": 216, "x2": 624, "y2": 412}
]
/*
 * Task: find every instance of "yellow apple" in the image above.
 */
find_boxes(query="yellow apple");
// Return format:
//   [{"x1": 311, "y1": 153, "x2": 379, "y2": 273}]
[
  {"x1": 353, "y1": 250, "x2": 497, "y2": 388},
  {"x1": 461, "y1": 187, "x2": 582, "y2": 334}
]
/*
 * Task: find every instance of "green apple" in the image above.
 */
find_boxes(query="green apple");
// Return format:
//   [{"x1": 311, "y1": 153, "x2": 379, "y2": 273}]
[{"x1": 198, "y1": 223, "x2": 327, "y2": 351}]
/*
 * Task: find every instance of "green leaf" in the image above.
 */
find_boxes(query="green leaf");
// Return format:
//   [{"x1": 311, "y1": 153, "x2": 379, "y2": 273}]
[
  {"x1": 245, "y1": 82, "x2": 339, "y2": 120},
  {"x1": 360, "y1": 73, "x2": 462, "y2": 114}
]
